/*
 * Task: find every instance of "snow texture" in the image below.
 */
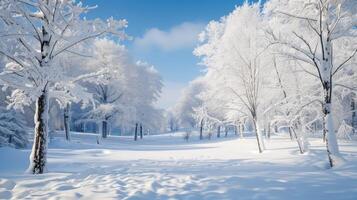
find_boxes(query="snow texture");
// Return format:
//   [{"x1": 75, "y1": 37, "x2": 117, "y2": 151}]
[{"x1": 1, "y1": 132, "x2": 357, "y2": 200}]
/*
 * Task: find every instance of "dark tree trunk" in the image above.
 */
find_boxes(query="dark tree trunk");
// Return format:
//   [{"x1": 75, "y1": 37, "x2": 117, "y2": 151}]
[
  {"x1": 170, "y1": 122, "x2": 174, "y2": 132},
  {"x1": 314, "y1": 122, "x2": 317, "y2": 136},
  {"x1": 217, "y1": 125, "x2": 221, "y2": 138},
  {"x1": 225, "y1": 126, "x2": 228, "y2": 137},
  {"x1": 288, "y1": 127, "x2": 293, "y2": 141},
  {"x1": 29, "y1": 90, "x2": 49, "y2": 174},
  {"x1": 134, "y1": 123, "x2": 138, "y2": 141},
  {"x1": 322, "y1": 115, "x2": 327, "y2": 143},
  {"x1": 199, "y1": 119, "x2": 204, "y2": 140},
  {"x1": 267, "y1": 122, "x2": 271, "y2": 139},
  {"x1": 140, "y1": 124, "x2": 143, "y2": 139},
  {"x1": 64, "y1": 103, "x2": 71, "y2": 141},
  {"x1": 102, "y1": 120, "x2": 108, "y2": 138},
  {"x1": 351, "y1": 100, "x2": 355, "y2": 134}
]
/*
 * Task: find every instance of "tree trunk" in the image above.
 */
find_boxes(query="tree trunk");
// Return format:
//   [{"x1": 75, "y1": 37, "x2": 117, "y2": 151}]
[
  {"x1": 217, "y1": 125, "x2": 221, "y2": 138},
  {"x1": 28, "y1": 24, "x2": 51, "y2": 174},
  {"x1": 83, "y1": 122, "x2": 86, "y2": 133},
  {"x1": 8, "y1": 135, "x2": 12, "y2": 144},
  {"x1": 322, "y1": 116, "x2": 327, "y2": 143},
  {"x1": 291, "y1": 127, "x2": 304, "y2": 154},
  {"x1": 102, "y1": 120, "x2": 108, "y2": 138},
  {"x1": 267, "y1": 122, "x2": 271, "y2": 139},
  {"x1": 288, "y1": 128, "x2": 293, "y2": 140},
  {"x1": 199, "y1": 119, "x2": 204, "y2": 140},
  {"x1": 314, "y1": 122, "x2": 317, "y2": 136},
  {"x1": 323, "y1": 86, "x2": 340, "y2": 168},
  {"x1": 239, "y1": 124, "x2": 244, "y2": 138},
  {"x1": 253, "y1": 118, "x2": 263, "y2": 153},
  {"x1": 320, "y1": 31, "x2": 340, "y2": 167},
  {"x1": 29, "y1": 90, "x2": 49, "y2": 174},
  {"x1": 140, "y1": 124, "x2": 143, "y2": 139},
  {"x1": 302, "y1": 126, "x2": 310, "y2": 152},
  {"x1": 64, "y1": 103, "x2": 71, "y2": 141},
  {"x1": 351, "y1": 100, "x2": 355, "y2": 134},
  {"x1": 134, "y1": 123, "x2": 138, "y2": 141},
  {"x1": 225, "y1": 126, "x2": 228, "y2": 137},
  {"x1": 324, "y1": 110, "x2": 340, "y2": 167}
]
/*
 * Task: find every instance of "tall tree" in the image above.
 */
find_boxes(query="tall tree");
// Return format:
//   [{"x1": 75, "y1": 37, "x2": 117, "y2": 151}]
[
  {"x1": 194, "y1": 3, "x2": 269, "y2": 152},
  {"x1": 0, "y1": 0, "x2": 127, "y2": 174},
  {"x1": 265, "y1": 0, "x2": 357, "y2": 167},
  {"x1": 82, "y1": 39, "x2": 128, "y2": 138}
]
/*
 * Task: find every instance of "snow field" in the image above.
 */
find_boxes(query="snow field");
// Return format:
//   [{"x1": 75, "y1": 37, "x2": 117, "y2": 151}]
[{"x1": 1, "y1": 132, "x2": 357, "y2": 200}]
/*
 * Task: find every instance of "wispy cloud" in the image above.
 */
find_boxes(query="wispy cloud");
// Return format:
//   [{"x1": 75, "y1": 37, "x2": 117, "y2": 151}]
[{"x1": 133, "y1": 22, "x2": 205, "y2": 52}]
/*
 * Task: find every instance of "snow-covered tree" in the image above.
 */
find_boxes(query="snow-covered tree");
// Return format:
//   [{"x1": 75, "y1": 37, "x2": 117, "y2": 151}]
[
  {"x1": 264, "y1": 0, "x2": 357, "y2": 167},
  {"x1": 196, "y1": 75, "x2": 229, "y2": 138},
  {"x1": 0, "y1": 107, "x2": 28, "y2": 148},
  {"x1": 131, "y1": 61, "x2": 163, "y2": 139},
  {"x1": 81, "y1": 38, "x2": 129, "y2": 138},
  {"x1": 165, "y1": 110, "x2": 180, "y2": 132},
  {"x1": 262, "y1": 57, "x2": 316, "y2": 154},
  {"x1": 0, "y1": 0, "x2": 127, "y2": 174},
  {"x1": 173, "y1": 78, "x2": 205, "y2": 130},
  {"x1": 76, "y1": 41, "x2": 163, "y2": 139},
  {"x1": 194, "y1": 2, "x2": 269, "y2": 152}
]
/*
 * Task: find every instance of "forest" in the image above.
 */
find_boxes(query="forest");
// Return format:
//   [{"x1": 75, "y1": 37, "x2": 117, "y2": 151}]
[{"x1": 0, "y1": 0, "x2": 356, "y2": 199}]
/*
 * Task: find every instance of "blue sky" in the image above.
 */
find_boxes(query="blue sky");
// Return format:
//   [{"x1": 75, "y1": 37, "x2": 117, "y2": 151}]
[{"x1": 83, "y1": 0, "x2": 253, "y2": 108}]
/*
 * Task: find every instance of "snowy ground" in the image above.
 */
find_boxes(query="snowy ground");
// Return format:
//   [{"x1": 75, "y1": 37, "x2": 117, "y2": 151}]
[{"x1": 1, "y1": 132, "x2": 357, "y2": 200}]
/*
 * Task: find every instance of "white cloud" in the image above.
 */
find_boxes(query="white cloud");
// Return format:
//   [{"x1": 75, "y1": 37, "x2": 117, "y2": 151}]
[
  {"x1": 156, "y1": 81, "x2": 186, "y2": 109},
  {"x1": 134, "y1": 22, "x2": 205, "y2": 52}
]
